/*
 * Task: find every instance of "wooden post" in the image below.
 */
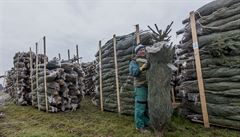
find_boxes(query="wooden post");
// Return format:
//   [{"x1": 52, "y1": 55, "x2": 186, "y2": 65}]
[
  {"x1": 29, "y1": 47, "x2": 34, "y2": 106},
  {"x1": 3, "y1": 72, "x2": 7, "y2": 88},
  {"x1": 58, "y1": 53, "x2": 62, "y2": 68},
  {"x1": 171, "y1": 87, "x2": 176, "y2": 104},
  {"x1": 58, "y1": 53, "x2": 61, "y2": 60},
  {"x1": 99, "y1": 41, "x2": 104, "y2": 112},
  {"x1": 68, "y1": 49, "x2": 70, "y2": 61},
  {"x1": 135, "y1": 24, "x2": 140, "y2": 45},
  {"x1": 36, "y1": 43, "x2": 40, "y2": 111},
  {"x1": 76, "y1": 45, "x2": 80, "y2": 64},
  {"x1": 43, "y1": 36, "x2": 48, "y2": 112},
  {"x1": 190, "y1": 11, "x2": 210, "y2": 128},
  {"x1": 113, "y1": 34, "x2": 121, "y2": 114},
  {"x1": 16, "y1": 53, "x2": 20, "y2": 92},
  {"x1": 2, "y1": 72, "x2": 7, "y2": 93}
]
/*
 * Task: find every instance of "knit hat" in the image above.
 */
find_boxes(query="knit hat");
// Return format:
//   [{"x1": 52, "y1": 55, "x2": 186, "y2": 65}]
[{"x1": 135, "y1": 44, "x2": 145, "y2": 53}]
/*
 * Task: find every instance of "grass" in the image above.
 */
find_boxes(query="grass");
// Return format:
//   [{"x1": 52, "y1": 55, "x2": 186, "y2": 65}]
[{"x1": 0, "y1": 98, "x2": 239, "y2": 137}]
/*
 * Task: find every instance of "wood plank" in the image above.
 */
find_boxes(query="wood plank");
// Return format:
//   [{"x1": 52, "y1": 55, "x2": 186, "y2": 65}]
[{"x1": 190, "y1": 11, "x2": 210, "y2": 128}]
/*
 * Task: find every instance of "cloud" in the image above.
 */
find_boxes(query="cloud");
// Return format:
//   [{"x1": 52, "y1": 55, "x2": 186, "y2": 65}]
[{"x1": 0, "y1": 0, "x2": 213, "y2": 84}]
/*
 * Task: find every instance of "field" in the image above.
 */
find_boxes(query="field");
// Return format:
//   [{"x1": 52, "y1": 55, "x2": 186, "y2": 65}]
[{"x1": 0, "y1": 97, "x2": 239, "y2": 137}]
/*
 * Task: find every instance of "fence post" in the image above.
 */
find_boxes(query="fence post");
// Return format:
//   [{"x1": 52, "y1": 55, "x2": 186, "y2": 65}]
[
  {"x1": 190, "y1": 11, "x2": 209, "y2": 128},
  {"x1": 113, "y1": 34, "x2": 121, "y2": 114},
  {"x1": 43, "y1": 36, "x2": 48, "y2": 112},
  {"x1": 99, "y1": 41, "x2": 104, "y2": 112},
  {"x1": 36, "y1": 43, "x2": 40, "y2": 111}
]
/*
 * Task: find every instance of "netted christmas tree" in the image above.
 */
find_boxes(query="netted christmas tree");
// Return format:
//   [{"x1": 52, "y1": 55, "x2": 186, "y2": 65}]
[{"x1": 147, "y1": 22, "x2": 174, "y2": 137}]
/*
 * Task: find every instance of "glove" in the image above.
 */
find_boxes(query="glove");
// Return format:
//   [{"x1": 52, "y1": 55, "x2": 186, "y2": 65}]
[{"x1": 140, "y1": 64, "x2": 147, "y2": 71}]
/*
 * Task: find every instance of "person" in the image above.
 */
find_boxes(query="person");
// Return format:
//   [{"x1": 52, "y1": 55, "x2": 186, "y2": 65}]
[{"x1": 133, "y1": 44, "x2": 150, "y2": 133}]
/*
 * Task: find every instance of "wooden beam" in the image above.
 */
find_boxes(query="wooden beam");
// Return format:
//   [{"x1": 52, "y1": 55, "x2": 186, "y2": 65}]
[
  {"x1": 43, "y1": 36, "x2": 48, "y2": 112},
  {"x1": 76, "y1": 45, "x2": 79, "y2": 64},
  {"x1": 29, "y1": 47, "x2": 34, "y2": 106},
  {"x1": 135, "y1": 24, "x2": 140, "y2": 45},
  {"x1": 190, "y1": 11, "x2": 210, "y2": 128},
  {"x1": 35, "y1": 43, "x2": 40, "y2": 111},
  {"x1": 113, "y1": 34, "x2": 121, "y2": 114},
  {"x1": 98, "y1": 41, "x2": 104, "y2": 112}
]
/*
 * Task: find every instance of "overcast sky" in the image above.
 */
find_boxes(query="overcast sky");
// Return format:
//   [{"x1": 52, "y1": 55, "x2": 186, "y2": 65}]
[{"x1": 0, "y1": 0, "x2": 213, "y2": 85}]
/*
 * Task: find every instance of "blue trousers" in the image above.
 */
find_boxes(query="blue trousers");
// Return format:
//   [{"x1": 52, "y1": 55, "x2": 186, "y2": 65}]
[{"x1": 134, "y1": 86, "x2": 149, "y2": 129}]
